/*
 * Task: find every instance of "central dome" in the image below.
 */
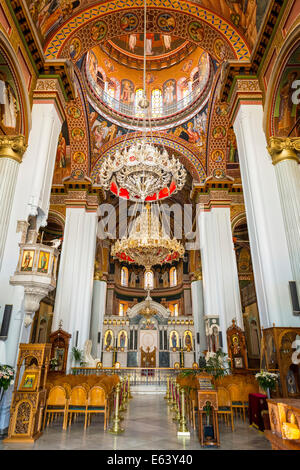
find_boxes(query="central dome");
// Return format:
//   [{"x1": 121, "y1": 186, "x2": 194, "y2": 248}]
[{"x1": 83, "y1": 40, "x2": 214, "y2": 131}]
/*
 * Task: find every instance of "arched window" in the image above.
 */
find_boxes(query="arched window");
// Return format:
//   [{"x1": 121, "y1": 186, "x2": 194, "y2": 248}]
[
  {"x1": 170, "y1": 267, "x2": 177, "y2": 287},
  {"x1": 135, "y1": 88, "x2": 145, "y2": 117},
  {"x1": 121, "y1": 267, "x2": 128, "y2": 287},
  {"x1": 144, "y1": 270, "x2": 154, "y2": 290},
  {"x1": 119, "y1": 303, "x2": 124, "y2": 316},
  {"x1": 174, "y1": 303, "x2": 179, "y2": 317},
  {"x1": 151, "y1": 88, "x2": 162, "y2": 117}
]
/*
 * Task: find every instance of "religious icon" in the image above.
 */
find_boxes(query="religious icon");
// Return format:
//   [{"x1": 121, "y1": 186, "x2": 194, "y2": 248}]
[
  {"x1": 121, "y1": 80, "x2": 134, "y2": 104},
  {"x1": 105, "y1": 330, "x2": 113, "y2": 350},
  {"x1": 184, "y1": 331, "x2": 193, "y2": 350},
  {"x1": 56, "y1": 131, "x2": 66, "y2": 168},
  {"x1": 211, "y1": 149, "x2": 224, "y2": 163},
  {"x1": 119, "y1": 331, "x2": 127, "y2": 348},
  {"x1": 0, "y1": 70, "x2": 17, "y2": 130},
  {"x1": 91, "y1": 20, "x2": 107, "y2": 42},
  {"x1": 21, "y1": 250, "x2": 34, "y2": 272},
  {"x1": 157, "y1": 13, "x2": 176, "y2": 33},
  {"x1": 213, "y1": 126, "x2": 226, "y2": 140},
  {"x1": 277, "y1": 71, "x2": 299, "y2": 136},
  {"x1": 69, "y1": 37, "x2": 81, "y2": 60},
  {"x1": 170, "y1": 331, "x2": 178, "y2": 349},
  {"x1": 38, "y1": 251, "x2": 49, "y2": 273},
  {"x1": 120, "y1": 12, "x2": 138, "y2": 32},
  {"x1": 163, "y1": 79, "x2": 176, "y2": 106},
  {"x1": 71, "y1": 127, "x2": 84, "y2": 142},
  {"x1": 67, "y1": 105, "x2": 81, "y2": 119},
  {"x1": 73, "y1": 151, "x2": 86, "y2": 164},
  {"x1": 20, "y1": 372, "x2": 37, "y2": 390},
  {"x1": 128, "y1": 34, "x2": 137, "y2": 52},
  {"x1": 214, "y1": 39, "x2": 226, "y2": 61},
  {"x1": 188, "y1": 21, "x2": 204, "y2": 42}
]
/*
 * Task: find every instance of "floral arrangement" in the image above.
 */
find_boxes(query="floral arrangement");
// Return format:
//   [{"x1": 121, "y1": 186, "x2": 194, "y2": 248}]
[
  {"x1": 255, "y1": 370, "x2": 278, "y2": 391},
  {"x1": 0, "y1": 364, "x2": 15, "y2": 391},
  {"x1": 205, "y1": 350, "x2": 231, "y2": 379},
  {"x1": 50, "y1": 358, "x2": 59, "y2": 370}
]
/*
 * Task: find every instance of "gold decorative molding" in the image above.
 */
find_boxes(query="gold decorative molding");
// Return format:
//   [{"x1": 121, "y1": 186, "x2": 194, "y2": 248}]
[
  {"x1": 267, "y1": 137, "x2": 300, "y2": 166},
  {"x1": 0, "y1": 135, "x2": 27, "y2": 163}
]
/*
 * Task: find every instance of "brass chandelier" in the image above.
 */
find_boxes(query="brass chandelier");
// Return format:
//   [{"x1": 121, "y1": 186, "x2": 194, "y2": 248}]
[{"x1": 111, "y1": 204, "x2": 185, "y2": 272}]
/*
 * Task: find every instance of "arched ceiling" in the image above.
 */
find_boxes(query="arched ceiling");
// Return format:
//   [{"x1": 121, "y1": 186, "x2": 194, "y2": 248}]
[{"x1": 40, "y1": 2, "x2": 251, "y2": 61}]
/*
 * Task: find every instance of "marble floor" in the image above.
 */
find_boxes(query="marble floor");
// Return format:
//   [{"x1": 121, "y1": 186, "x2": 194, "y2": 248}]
[{"x1": 0, "y1": 394, "x2": 271, "y2": 450}]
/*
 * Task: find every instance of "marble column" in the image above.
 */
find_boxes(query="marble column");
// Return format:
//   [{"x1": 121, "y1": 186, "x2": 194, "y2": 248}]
[
  {"x1": 233, "y1": 104, "x2": 296, "y2": 328},
  {"x1": 191, "y1": 279, "x2": 206, "y2": 359},
  {"x1": 199, "y1": 202, "x2": 243, "y2": 352},
  {"x1": 0, "y1": 79, "x2": 65, "y2": 436},
  {"x1": 0, "y1": 136, "x2": 27, "y2": 270},
  {"x1": 90, "y1": 279, "x2": 107, "y2": 358},
  {"x1": 53, "y1": 206, "x2": 98, "y2": 364},
  {"x1": 267, "y1": 137, "x2": 300, "y2": 283}
]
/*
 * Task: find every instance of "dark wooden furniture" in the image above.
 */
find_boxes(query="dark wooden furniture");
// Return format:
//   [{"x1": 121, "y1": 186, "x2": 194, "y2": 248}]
[
  {"x1": 248, "y1": 392, "x2": 268, "y2": 431},
  {"x1": 227, "y1": 319, "x2": 248, "y2": 370},
  {"x1": 197, "y1": 389, "x2": 220, "y2": 447},
  {"x1": 49, "y1": 325, "x2": 71, "y2": 374}
]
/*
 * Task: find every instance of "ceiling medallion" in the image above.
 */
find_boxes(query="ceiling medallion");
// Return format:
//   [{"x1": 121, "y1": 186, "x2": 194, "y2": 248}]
[
  {"x1": 111, "y1": 204, "x2": 185, "y2": 271},
  {"x1": 98, "y1": 141, "x2": 186, "y2": 202}
]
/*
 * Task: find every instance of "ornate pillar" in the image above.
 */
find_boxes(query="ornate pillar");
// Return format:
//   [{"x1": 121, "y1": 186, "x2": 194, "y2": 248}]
[
  {"x1": 0, "y1": 78, "x2": 65, "y2": 367},
  {"x1": 52, "y1": 185, "x2": 100, "y2": 366},
  {"x1": 231, "y1": 81, "x2": 296, "y2": 327},
  {"x1": 191, "y1": 276, "x2": 206, "y2": 360},
  {"x1": 193, "y1": 185, "x2": 243, "y2": 352},
  {"x1": 0, "y1": 136, "x2": 27, "y2": 269},
  {"x1": 90, "y1": 241, "x2": 109, "y2": 358},
  {"x1": 267, "y1": 137, "x2": 300, "y2": 283}
]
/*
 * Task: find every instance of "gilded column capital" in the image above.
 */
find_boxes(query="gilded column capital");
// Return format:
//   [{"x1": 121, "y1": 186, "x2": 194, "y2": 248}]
[
  {"x1": 0, "y1": 135, "x2": 27, "y2": 163},
  {"x1": 267, "y1": 137, "x2": 300, "y2": 165}
]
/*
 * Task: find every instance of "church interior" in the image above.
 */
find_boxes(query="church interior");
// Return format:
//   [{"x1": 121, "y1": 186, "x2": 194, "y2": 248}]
[{"x1": 0, "y1": 0, "x2": 300, "y2": 452}]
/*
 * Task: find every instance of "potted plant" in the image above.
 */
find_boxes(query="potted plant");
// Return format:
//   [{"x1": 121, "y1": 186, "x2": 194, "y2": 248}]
[
  {"x1": 0, "y1": 364, "x2": 15, "y2": 404},
  {"x1": 255, "y1": 370, "x2": 278, "y2": 398},
  {"x1": 71, "y1": 346, "x2": 83, "y2": 365},
  {"x1": 205, "y1": 350, "x2": 231, "y2": 379},
  {"x1": 49, "y1": 357, "x2": 59, "y2": 371}
]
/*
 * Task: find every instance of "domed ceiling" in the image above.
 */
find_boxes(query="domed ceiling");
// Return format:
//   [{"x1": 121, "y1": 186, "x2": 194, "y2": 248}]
[{"x1": 82, "y1": 42, "x2": 214, "y2": 130}]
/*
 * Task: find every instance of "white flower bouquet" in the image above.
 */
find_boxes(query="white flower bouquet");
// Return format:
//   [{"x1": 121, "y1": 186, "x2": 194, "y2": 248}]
[
  {"x1": 0, "y1": 364, "x2": 15, "y2": 391},
  {"x1": 255, "y1": 370, "x2": 278, "y2": 392}
]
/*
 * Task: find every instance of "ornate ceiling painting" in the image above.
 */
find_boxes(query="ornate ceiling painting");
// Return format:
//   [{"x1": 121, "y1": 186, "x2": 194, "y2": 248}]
[{"x1": 23, "y1": 0, "x2": 272, "y2": 186}]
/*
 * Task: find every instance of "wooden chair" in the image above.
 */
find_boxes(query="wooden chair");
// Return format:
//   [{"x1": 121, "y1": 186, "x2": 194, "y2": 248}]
[
  {"x1": 43, "y1": 385, "x2": 68, "y2": 430},
  {"x1": 86, "y1": 386, "x2": 108, "y2": 430},
  {"x1": 217, "y1": 386, "x2": 235, "y2": 431},
  {"x1": 66, "y1": 385, "x2": 88, "y2": 429},
  {"x1": 227, "y1": 383, "x2": 246, "y2": 421}
]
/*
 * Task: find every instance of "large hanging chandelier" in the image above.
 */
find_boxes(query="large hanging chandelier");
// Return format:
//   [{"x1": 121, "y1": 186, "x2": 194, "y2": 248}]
[
  {"x1": 98, "y1": 143, "x2": 186, "y2": 202},
  {"x1": 97, "y1": 0, "x2": 186, "y2": 202},
  {"x1": 111, "y1": 204, "x2": 185, "y2": 271}
]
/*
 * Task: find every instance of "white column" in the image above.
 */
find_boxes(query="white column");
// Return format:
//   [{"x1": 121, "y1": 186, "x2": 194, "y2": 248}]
[
  {"x1": 233, "y1": 104, "x2": 296, "y2": 328},
  {"x1": 268, "y1": 138, "x2": 300, "y2": 283},
  {"x1": 0, "y1": 102, "x2": 62, "y2": 367},
  {"x1": 90, "y1": 280, "x2": 107, "y2": 358},
  {"x1": 0, "y1": 137, "x2": 26, "y2": 269},
  {"x1": 53, "y1": 207, "x2": 98, "y2": 359},
  {"x1": 191, "y1": 279, "x2": 206, "y2": 359},
  {"x1": 199, "y1": 206, "x2": 243, "y2": 352}
]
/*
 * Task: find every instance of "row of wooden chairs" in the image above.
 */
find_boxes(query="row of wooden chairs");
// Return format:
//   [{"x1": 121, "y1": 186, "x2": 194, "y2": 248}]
[
  {"x1": 174, "y1": 374, "x2": 259, "y2": 432},
  {"x1": 44, "y1": 374, "x2": 122, "y2": 431}
]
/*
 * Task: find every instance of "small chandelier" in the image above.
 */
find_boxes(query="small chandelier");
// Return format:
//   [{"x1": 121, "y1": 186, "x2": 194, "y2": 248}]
[
  {"x1": 98, "y1": 142, "x2": 186, "y2": 202},
  {"x1": 111, "y1": 204, "x2": 185, "y2": 271}
]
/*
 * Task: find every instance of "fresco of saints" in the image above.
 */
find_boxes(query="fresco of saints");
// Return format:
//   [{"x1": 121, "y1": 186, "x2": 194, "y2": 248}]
[
  {"x1": 186, "y1": 121, "x2": 200, "y2": 144},
  {"x1": 146, "y1": 33, "x2": 154, "y2": 55},
  {"x1": 56, "y1": 132, "x2": 66, "y2": 168},
  {"x1": 163, "y1": 80, "x2": 176, "y2": 105},
  {"x1": 277, "y1": 71, "x2": 298, "y2": 136},
  {"x1": 162, "y1": 35, "x2": 172, "y2": 51},
  {"x1": 129, "y1": 34, "x2": 137, "y2": 52},
  {"x1": 0, "y1": 71, "x2": 17, "y2": 129},
  {"x1": 121, "y1": 80, "x2": 134, "y2": 104}
]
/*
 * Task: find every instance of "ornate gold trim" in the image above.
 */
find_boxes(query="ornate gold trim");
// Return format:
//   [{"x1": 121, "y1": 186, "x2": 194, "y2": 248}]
[
  {"x1": 0, "y1": 135, "x2": 27, "y2": 163},
  {"x1": 267, "y1": 137, "x2": 300, "y2": 166}
]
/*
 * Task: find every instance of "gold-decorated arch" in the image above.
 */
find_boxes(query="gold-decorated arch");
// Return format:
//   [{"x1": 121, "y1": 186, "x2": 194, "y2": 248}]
[{"x1": 44, "y1": 1, "x2": 251, "y2": 62}]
